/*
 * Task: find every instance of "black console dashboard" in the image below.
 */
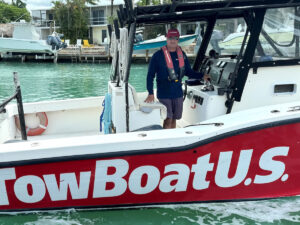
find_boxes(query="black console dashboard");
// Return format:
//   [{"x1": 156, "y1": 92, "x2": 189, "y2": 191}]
[{"x1": 209, "y1": 58, "x2": 237, "y2": 88}]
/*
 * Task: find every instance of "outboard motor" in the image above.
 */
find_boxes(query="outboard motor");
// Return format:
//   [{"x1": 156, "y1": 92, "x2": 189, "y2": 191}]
[
  {"x1": 47, "y1": 35, "x2": 58, "y2": 50},
  {"x1": 134, "y1": 33, "x2": 143, "y2": 43},
  {"x1": 47, "y1": 33, "x2": 67, "y2": 50}
]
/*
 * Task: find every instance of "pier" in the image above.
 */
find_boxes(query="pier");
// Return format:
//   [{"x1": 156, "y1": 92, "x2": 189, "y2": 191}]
[
  {"x1": 0, "y1": 44, "x2": 196, "y2": 63},
  {"x1": 57, "y1": 46, "x2": 110, "y2": 63}
]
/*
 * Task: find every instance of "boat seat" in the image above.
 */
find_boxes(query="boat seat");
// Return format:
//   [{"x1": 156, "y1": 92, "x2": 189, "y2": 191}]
[{"x1": 128, "y1": 84, "x2": 167, "y2": 120}]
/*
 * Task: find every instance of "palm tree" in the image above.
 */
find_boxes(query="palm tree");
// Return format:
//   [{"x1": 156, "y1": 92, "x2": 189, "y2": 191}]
[
  {"x1": 111, "y1": 0, "x2": 114, "y2": 17},
  {"x1": 12, "y1": 0, "x2": 26, "y2": 8}
]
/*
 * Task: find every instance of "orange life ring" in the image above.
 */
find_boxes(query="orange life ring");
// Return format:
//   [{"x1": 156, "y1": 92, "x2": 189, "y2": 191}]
[{"x1": 15, "y1": 112, "x2": 48, "y2": 136}]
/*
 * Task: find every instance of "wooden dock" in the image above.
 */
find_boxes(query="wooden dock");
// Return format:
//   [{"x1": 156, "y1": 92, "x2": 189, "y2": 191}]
[
  {"x1": 0, "y1": 44, "x2": 196, "y2": 63},
  {"x1": 58, "y1": 46, "x2": 110, "y2": 63}
]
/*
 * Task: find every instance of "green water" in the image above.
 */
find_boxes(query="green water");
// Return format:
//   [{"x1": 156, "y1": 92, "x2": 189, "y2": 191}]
[
  {"x1": 1, "y1": 61, "x2": 300, "y2": 225},
  {"x1": 0, "y1": 61, "x2": 148, "y2": 103}
]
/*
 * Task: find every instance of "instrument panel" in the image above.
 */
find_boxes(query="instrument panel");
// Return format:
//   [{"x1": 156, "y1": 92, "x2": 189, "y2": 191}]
[{"x1": 209, "y1": 58, "x2": 237, "y2": 88}]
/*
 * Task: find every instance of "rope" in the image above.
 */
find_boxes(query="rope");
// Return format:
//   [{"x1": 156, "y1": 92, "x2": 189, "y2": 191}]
[{"x1": 119, "y1": 28, "x2": 128, "y2": 84}]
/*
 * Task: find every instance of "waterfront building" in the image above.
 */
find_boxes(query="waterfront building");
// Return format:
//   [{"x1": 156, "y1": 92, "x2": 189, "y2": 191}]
[{"x1": 31, "y1": 0, "x2": 125, "y2": 45}]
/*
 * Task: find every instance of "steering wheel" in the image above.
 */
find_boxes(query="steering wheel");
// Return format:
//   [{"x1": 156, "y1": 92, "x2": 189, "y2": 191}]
[
  {"x1": 199, "y1": 49, "x2": 218, "y2": 76},
  {"x1": 183, "y1": 50, "x2": 218, "y2": 100}
]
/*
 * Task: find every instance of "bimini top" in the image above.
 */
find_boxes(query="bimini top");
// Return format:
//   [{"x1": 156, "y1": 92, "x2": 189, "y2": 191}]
[{"x1": 120, "y1": 0, "x2": 300, "y2": 25}]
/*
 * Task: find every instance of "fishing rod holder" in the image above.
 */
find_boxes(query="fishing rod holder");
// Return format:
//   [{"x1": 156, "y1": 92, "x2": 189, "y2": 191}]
[{"x1": 0, "y1": 72, "x2": 27, "y2": 140}]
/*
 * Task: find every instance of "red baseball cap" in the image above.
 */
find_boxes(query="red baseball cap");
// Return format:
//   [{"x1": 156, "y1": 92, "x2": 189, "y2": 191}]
[{"x1": 166, "y1": 29, "x2": 180, "y2": 38}]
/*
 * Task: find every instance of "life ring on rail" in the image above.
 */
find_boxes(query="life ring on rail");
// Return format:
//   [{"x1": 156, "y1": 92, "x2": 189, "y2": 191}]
[{"x1": 15, "y1": 112, "x2": 48, "y2": 136}]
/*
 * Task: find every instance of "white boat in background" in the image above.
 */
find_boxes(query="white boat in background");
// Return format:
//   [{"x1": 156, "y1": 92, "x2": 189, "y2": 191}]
[
  {"x1": 0, "y1": 38, "x2": 55, "y2": 54},
  {"x1": 0, "y1": 21, "x2": 65, "y2": 57},
  {"x1": 219, "y1": 15, "x2": 297, "y2": 56}
]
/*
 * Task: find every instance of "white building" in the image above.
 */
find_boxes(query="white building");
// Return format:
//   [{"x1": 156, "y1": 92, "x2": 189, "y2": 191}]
[{"x1": 31, "y1": 0, "x2": 126, "y2": 45}]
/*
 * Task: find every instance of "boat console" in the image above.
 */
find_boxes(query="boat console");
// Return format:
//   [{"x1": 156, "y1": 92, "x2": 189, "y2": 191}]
[{"x1": 180, "y1": 56, "x2": 237, "y2": 126}]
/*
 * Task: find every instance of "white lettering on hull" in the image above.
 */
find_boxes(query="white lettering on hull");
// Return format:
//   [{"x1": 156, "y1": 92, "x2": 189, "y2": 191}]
[
  {"x1": 14, "y1": 175, "x2": 46, "y2": 203},
  {"x1": 93, "y1": 159, "x2": 129, "y2": 198},
  {"x1": 191, "y1": 154, "x2": 214, "y2": 190},
  {"x1": 129, "y1": 166, "x2": 160, "y2": 194},
  {"x1": 254, "y1": 147, "x2": 289, "y2": 184},
  {"x1": 0, "y1": 146, "x2": 290, "y2": 206},
  {"x1": 44, "y1": 172, "x2": 91, "y2": 201},
  {"x1": 215, "y1": 150, "x2": 253, "y2": 187},
  {"x1": 0, "y1": 168, "x2": 16, "y2": 206},
  {"x1": 159, "y1": 164, "x2": 190, "y2": 193}
]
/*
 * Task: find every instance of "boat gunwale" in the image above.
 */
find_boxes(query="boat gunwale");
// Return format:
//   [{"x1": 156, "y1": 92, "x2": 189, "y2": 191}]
[{"x1": 0, "y1": 115, "x2": 299, "y2": 169}]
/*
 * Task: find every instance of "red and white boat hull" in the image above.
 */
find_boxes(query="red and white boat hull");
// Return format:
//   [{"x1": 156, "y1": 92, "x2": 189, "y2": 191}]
[{"x1": 1, "y1": 116, "x2": 300, "y2": 211}]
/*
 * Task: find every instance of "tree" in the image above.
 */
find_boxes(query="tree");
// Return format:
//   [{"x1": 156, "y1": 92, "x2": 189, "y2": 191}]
[
  {"x1": 111, "y1": 0, "x2": 113, "y2": 17},
  {"x1": 137, "y1": 0, "x2": 159, "y2": 6},
  {"x1": 0, "y1": 2, "x2": 31, "y2": 23},
  {"x1": 52, "y1": 0, "x2": 96, "y2": 44},
  {"x1": 12, "y1": 0, "x2": 26, "y2": 8}
]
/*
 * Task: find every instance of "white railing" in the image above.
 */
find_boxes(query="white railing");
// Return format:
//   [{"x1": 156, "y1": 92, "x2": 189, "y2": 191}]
[
  {"x1": 88, "y1": 16, "x2": 107, "y2": 25},
  {"x1": 32, "y1": 17, "x2": 107, "y2": 28},
  {"x1": 32, "y1": 19, "x2": 59, "y2": 28}
]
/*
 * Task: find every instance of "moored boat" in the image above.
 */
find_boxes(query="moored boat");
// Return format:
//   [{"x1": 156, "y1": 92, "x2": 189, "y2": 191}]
[
  {"x1": 1, "y1": 0, "x2": 300, "y2": 212},
  {"x1": 0, "y1": 21, "x2": 66, "y2": 61}
]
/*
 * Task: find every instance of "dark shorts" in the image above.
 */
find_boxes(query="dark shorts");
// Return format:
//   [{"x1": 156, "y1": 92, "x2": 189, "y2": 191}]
[{"x1": 159, "y1": 97, "x2": 184, "y2": 120}]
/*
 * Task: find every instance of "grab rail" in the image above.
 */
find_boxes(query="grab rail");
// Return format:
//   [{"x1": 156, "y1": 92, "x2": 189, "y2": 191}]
[{"x1": 0, "y1": 72, "x2": 27, "y2": 140}]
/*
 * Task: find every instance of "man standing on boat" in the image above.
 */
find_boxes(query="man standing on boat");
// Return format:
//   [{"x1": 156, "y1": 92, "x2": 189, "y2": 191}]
[{"x1": 145, "y1": 28, "x2": 210, "y2": 129}]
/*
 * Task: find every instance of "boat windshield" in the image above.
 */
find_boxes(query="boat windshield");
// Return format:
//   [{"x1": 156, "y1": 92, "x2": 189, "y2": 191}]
[
  {"x1": 206, "y1": 18, "x2": 248, "y2": 57},
  {"x1": 254, "y1": 7, "x2": 300, "y2": 61}
]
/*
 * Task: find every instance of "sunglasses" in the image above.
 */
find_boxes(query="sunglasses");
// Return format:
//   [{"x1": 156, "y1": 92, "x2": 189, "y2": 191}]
[{"x1": 168, "y1": 36, "x2": 179, "y2": 40}]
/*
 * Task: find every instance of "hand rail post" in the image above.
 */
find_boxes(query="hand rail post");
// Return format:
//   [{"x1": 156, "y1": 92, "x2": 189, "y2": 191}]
[{"x1": 13, "y1": 72, "x2": 27, "y2": 140}]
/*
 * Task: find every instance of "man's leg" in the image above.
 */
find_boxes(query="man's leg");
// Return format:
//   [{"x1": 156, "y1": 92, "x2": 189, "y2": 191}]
[
  {"x1": 172, "y1": 97, "x2": 184, "y2": 129},
  {"x1": 171, "y1": 119, "x2": 176, "y2": 129},
  {"x1": 163, "y1": 118, "x2": 173, "y2": 129},
  {"x1": 159, "y1": 99, "x2": 173, "y2": 129}
]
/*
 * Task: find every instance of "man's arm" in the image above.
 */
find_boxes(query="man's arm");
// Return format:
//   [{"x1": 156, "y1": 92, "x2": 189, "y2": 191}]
[{"x1": 145, "y1": 52, "x2": 159, "y2": 103}]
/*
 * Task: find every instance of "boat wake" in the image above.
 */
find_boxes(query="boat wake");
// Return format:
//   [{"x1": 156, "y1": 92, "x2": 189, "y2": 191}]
[
  {"x1": 160, "y1": 197, "x2": 300, "y2": 224},
  {"x1": 0, "y1": 198, "x2": 299, "y2": 225}
]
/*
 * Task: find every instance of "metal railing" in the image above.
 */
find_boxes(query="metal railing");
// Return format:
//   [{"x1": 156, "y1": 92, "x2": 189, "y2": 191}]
[
  {"x1": 33, "y1": 19, "x2": 60, "y2": 28},
  {"x1": 32, "y1": 17, "x2": 107, "y2": 28},
  {"x1": 0, "y1": 72, "x2": 27, "y2": 140},
  {"x1": 89, "y1": 16, "x2": 108, "y2": 25}
]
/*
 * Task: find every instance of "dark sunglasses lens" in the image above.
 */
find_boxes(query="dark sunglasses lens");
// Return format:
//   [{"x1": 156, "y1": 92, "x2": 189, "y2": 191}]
[{"x1": 168, "y1": 37, "x2": 179, "y2": 40}]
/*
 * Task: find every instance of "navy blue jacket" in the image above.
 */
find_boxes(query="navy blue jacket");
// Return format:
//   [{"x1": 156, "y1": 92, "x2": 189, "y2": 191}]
[{"x1": 147, "y1": 49, "x2": 203, "y2": 99}]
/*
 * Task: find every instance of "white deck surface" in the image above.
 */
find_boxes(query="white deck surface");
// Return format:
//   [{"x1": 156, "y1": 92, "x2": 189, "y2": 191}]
[{"x1": 1, "y1": 101, "x2": 300, "y2": 163}]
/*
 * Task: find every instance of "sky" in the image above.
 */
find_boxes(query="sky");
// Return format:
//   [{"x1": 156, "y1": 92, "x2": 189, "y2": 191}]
[
  {"x1": 24, "y1": 0, "x2": 53, "y2": 10},
  {"x1": 4, "y1": 0, "x2": 137, "y2": 12},
  {"x1": 3, "y1": 0, "x2": 53, "y2": 10},
  {"x1": 9, "y1": 0, "x2": 132, "y2": 11}
]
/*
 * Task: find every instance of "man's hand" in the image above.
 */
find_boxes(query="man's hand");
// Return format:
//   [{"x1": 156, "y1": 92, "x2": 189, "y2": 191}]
[
  {"x1": 203, "y1": 74, "x2": 211, "y2": 82},
  {"x1": 144, "y1": 94, "x2": 154, "y2": 103}
]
